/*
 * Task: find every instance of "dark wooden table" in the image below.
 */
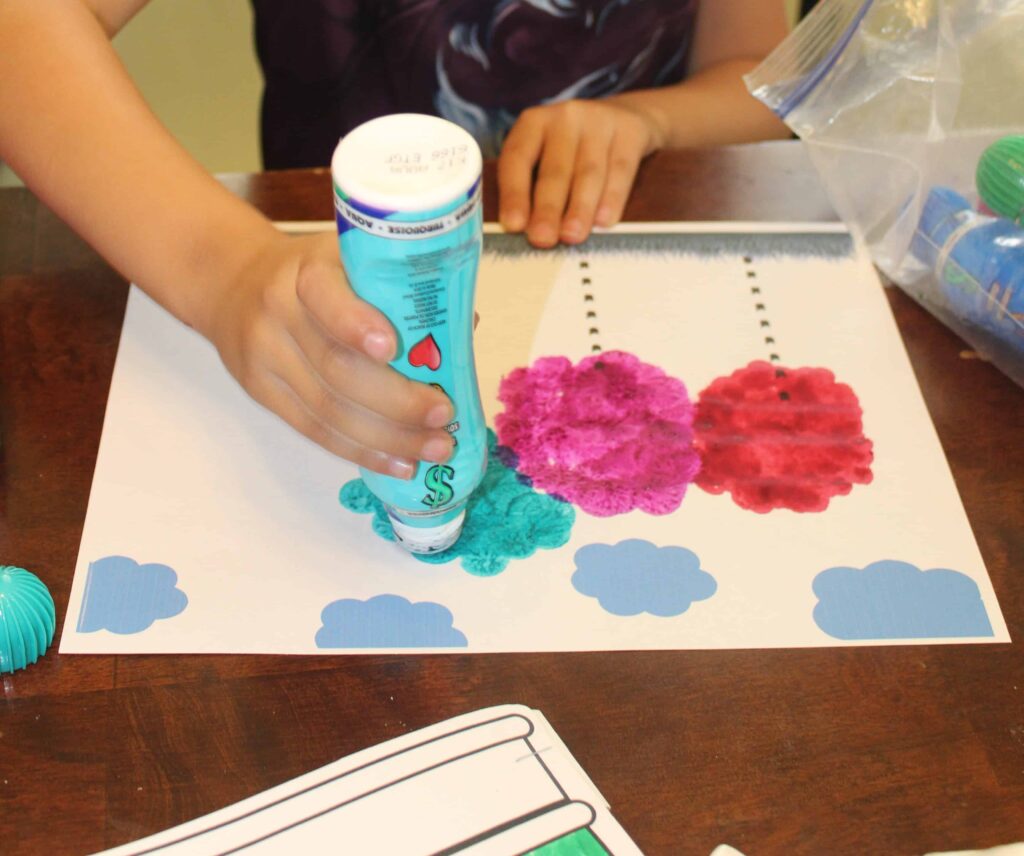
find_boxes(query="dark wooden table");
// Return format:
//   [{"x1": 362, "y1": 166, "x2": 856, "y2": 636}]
[{"x1": 2, "y1": 142, "x2": 1022, "y2": 855}]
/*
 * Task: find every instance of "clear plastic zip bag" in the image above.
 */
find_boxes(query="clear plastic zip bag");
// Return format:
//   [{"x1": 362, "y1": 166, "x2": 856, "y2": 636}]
[{"x1": 746, "y1": 0, "x2": 1024, "y2": 388}]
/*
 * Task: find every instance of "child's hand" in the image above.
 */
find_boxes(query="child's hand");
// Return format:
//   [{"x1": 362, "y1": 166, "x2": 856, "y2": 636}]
[
  {"x1": 205, "y1": 231, "x2": 456, "y2": 478},
  {"x1": 497, "y1": 97, "x2": 665, "y2": 248}
]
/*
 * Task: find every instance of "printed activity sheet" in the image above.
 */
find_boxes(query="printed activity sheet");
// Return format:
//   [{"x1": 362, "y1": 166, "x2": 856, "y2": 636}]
[
  {"x1": 60, "y1": 223, "x2": 1008, "y2": 655},
  {"x1": 94, "y1": 705, "x2": 641, "y2": 855}
]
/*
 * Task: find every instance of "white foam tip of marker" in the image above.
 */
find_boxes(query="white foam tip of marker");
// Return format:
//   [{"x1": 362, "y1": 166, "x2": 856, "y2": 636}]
[{"x1": 389, "y1": 509, "x2": 466, "y2": 554}]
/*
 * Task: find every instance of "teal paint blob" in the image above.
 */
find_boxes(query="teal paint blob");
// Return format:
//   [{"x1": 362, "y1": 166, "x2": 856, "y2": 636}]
[{"x1": 340, "y1": 429, "x2": 575, "y2": 575}]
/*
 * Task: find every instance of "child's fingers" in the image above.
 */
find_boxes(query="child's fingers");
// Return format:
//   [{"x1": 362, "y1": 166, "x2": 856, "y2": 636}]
[
  {"x1": 293, "y1": 250, "x2": 397, "y2": 363},
  {"x1": 282, "y1": 241, "x2": 457, "y2": 463},
  {"x1": 292, "y1": 314, "x2": 455, "y2": 435},
  {"x1": 273, "y1": 337, "x2": 455, "y2": 467},
  {"x1": 527, "y1": 127, "x2": 581, "y2": 247},
  {"x1": 497, "y1": 109, "x2": 546, "y2": 233},
  {"x1": 595, "y1": 129, "x2": 644, "y2": 228},
  {"x1": 289, "y1": 242, "x2": 453, "y2": 430},
  {"x1": 212, "y1": 233, "x2": 457, "y2": 470},
  {"x1": 560, "y1": 126, "x2": 614, "y2": 244},
  {"x1": 248, "y1": 369, "x2": 420, "y2": 479}
]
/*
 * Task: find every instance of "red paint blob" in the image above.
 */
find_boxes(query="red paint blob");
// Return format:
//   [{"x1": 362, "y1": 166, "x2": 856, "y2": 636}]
[
  {"x1": 408, "y1": 334, "x2": 442, "y2": 371},
  {"x1": 694, "y1": 361, "x2": 873, "y2": 513}
]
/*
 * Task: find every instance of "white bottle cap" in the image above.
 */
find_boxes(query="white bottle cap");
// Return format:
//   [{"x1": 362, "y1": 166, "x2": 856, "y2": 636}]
[
  {"x1": 332, "y1": 114, "x2": 482, "y2": 213},
  {"x1": 388, "y1": 510, "x2": 467, "y2": 555}
]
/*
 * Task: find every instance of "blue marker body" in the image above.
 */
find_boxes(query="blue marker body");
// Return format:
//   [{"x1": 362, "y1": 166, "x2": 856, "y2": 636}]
[
  {"x1": 912, "y1": 186, "x2": 1024, "y2": 352},
  {"x1": 331, "y1": 115, "x2": 487, "y2": 553}
]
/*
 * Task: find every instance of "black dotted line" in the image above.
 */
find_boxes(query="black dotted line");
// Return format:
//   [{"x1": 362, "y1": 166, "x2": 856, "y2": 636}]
[
  {"x1": 744, "y1": 255, "x2": 788, "y2": 401},
  {"x1": 580, "y1": 259, "x2": 601, "y2": 352}
]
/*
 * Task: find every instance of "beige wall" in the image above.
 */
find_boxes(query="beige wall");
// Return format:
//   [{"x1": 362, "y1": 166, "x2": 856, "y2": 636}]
[
  {"x1": 787, "y1": 0, "x2": 802, "y2": 26},
  {"x1": 111, "y1": 0, "x2": 263, "y2": 175}
]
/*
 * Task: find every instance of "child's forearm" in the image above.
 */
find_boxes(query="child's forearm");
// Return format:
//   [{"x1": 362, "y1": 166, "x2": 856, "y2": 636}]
[
  {"x1": 610, "y1": 58, "x2": 790, "y2": 152},
  {"x1": 0, "y1": 0, "x2": 279, "y2": 336},
  {"x1": 498, "y1": 56, "x2": 790, "y2": 247}
]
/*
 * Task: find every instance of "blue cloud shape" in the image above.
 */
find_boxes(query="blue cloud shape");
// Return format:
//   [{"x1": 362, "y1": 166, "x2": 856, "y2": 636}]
[
  {"x1": 813, "y1": 559, "x2": 994, "y2": 640},
  {"x1": 77, "y1": 555, "x2": 188, "y2": 634},
  {"x1": 315, "y1": 594, "x2": 468, "y2": 648},
  {"x1": 572, "y1": 539, "x2": 717, "y2": 617}
]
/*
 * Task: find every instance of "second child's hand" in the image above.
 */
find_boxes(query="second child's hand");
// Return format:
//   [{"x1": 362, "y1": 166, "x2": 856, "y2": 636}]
[{"x1": 496, "y1": 97, "x2": 665, "y2": 248}]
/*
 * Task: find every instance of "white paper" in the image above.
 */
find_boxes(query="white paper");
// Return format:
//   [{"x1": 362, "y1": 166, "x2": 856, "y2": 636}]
[{"x1": 60, "y1": 223, "x2": 1008, "y2": 655}]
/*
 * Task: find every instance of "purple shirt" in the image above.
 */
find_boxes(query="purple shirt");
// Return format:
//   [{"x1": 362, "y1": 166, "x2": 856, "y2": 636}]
[{"x1": 252, "y1": 0, "x2": 699, "y2": 168}]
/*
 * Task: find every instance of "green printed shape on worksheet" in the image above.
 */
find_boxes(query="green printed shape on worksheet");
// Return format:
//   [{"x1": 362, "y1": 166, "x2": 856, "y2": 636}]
[{"x1": 525, "y1": 827, "x2": 611, "y2": 856}]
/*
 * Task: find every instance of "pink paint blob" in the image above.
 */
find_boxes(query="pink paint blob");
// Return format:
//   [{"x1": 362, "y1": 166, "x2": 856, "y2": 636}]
[
  {"x1": 496, "y1": 351, "x2": 701, "y2": 516},
  {"x1": 694, "y1": 361, "x2": 874, "y2": 513}
]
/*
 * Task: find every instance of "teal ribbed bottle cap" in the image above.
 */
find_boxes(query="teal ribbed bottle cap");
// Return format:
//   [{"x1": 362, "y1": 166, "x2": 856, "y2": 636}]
[
  {"x1": 976, "y1": 135, "x2": 1024, "y2": 224},
  {"x1": 0, "y1": 566, "x2": 56, "y2": 673}
]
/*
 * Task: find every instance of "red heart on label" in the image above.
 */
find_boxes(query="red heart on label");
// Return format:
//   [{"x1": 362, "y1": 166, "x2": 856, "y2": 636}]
[{"x1": 408, "y1": 333, "x2": 442, "y2": 371}]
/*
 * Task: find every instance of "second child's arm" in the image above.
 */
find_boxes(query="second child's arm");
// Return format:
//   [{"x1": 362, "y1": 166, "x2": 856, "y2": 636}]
[{"x1": 497, "y1": 0, "x2": 791, "y2": 247}]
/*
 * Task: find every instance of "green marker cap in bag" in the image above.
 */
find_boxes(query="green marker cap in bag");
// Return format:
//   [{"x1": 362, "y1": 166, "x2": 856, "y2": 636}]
[{"x1": 977, "y1": 134, "x2": 1024, "y2": 224}]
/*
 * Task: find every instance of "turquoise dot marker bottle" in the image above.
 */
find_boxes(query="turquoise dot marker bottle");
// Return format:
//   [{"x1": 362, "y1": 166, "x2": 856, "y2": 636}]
[{"x1": 331, "y1": 115, "x2": 487, "y2": 555}]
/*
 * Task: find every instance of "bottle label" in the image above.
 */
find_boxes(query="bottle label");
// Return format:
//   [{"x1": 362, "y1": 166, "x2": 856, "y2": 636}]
[{"x1": 335, "y1": 181, "x2": 481, "y2": 240}]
